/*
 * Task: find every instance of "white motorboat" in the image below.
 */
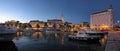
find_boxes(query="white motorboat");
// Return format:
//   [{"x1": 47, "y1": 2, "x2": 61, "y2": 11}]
[
  {"x1": 84, "y1": 28, "x2": 108, "y2": 36},
  {"x1": 68, "y1": 28, "x2": 107, "y2": 41},
  {"x1": 0, "y1": 24, "x2": 17, "y2": 41}
]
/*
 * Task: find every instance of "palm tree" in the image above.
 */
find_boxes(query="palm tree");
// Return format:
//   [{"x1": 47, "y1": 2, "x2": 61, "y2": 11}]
[
  {"x1": 36, "y1": 24, "x2": 40, "y2": 30},
  {"x1": 19, "y1": 23, "x2": 22, "y2": 30},
  {"x1": 23, "y1": 23, "x2": 27, "y2": 29},
  {"x1": 53, "y1": 24, "x2": 57, "y2": 29},
  {"x1": 27, "y1": 23, "x2": 32, "y2": 28},
  {"x1": 60, "y1": 24, "x2": 65, "y2": 29},
  {"x1": 44, "y1": 22, "x2": 48, "y2": 27}
]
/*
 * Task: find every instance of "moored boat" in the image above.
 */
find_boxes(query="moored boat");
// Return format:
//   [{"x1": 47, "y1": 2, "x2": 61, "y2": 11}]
[
  {"x1": 0, "y1": 24, "x2": 17, "y2": 41},
  {"x1": 68, "y1": 28, "x2": 107, "y2": 41}
]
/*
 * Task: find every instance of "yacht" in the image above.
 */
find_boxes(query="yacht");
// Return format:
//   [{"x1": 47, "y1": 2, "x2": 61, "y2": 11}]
[
  {"x1": 68, "y1": 28, "x2": 107, "y2": 41},
  {"x1": 0, "y1": 24, "x2": 17, "y2": 41},
  {"x1": 84, "y1": 28, "x2": 108, "y2": 36}
]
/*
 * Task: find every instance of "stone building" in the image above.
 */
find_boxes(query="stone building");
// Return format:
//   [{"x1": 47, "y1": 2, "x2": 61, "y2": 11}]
[
  {"x1": 90, "y1": 5, "x2": 113, "y2": 30},
  {"x1": 5, "y1": 20, "x2": 19, "y2": 29},
  {"x1": 29, "y1": 20, "x2": 44, "y2": 30},
  {"x1": 47, "y1": 14, "x2": 64, "y2": 28}
]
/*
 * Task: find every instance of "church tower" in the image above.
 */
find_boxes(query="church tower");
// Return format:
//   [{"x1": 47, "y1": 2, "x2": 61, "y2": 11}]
[
  {"x1": 61, "y1": 13, "x2": 64, "y2": 23},
  {"x1": 108, "y1": 5, "x2": 113, "y2": 13},
  {"x1": 90, "y1": 5, "x2": 114, "y2": 30},
  {"x1": 108, "y1": 5, "x2": 114, "y2": 29}
]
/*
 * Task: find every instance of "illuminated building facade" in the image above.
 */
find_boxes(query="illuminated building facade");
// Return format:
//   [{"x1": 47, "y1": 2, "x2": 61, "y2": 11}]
[
  {"x1": 47, "y1": 14, "x2": 64, "y2": 28},
  {"x1": 29, "y1": 20, "x2": 44, "y2": 30},
  {"x1": 90, "y1": 5, "x2": 113, "y2": 30},
  {"x1": 29, "y1": 20, "x2": 39, "y2": 28},
  {"x1": 5, "y1": 20, "x2": 19, "y2": 29}
]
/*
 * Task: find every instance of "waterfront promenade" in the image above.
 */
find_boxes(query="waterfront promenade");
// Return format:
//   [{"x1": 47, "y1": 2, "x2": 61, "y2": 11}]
[{"x1": 105, "y1": 31, "x2": 120, "y2": 51}]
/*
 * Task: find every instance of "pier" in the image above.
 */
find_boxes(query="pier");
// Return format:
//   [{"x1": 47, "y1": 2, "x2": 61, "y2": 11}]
[{"x1": 105, "y1": 31, "x2": 120, "y2": 51}]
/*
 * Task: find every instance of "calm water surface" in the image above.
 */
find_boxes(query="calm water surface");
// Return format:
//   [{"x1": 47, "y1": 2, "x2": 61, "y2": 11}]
[{"x1": 0, "y1": 32, "x2": 108, "y2": 51}]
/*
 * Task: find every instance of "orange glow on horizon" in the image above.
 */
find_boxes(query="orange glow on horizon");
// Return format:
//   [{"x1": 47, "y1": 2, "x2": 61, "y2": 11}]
[{"x1": 0, "y1": 16, "x2": 20, "y2": 23}]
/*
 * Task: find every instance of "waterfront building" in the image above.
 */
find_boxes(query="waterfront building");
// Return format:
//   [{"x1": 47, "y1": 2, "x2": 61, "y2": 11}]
[
  {"x1": 47, "y1": 14, "x2": 64, "y2": 29},
  {"x1": 81, "y1": 22, "x2": 89, "y2": 27},
  {"x1": 29, "y1": 20, "x2": 44, "y2": 30},
  {"x1": 47, "y1": 22, "x2": 54, "y2": 28},
  {"x1": 5, "y1": 20, "x2": 19, "y2": 29},
  {"x1": 70, "y1": 24, "x2": 81, "y2": 31},
  {"x1": 80, "y1": 22, "x2": 89, "y2": 29},
  {"x1": 47, "y1": 19, "x2": 62, "y2": 29},
  {"x1": 47, "y1": 19, "x2": 63, "y2": 25},
  {"x1": 63, "y1": 22, "x2": 72, "y2": 31},
  {"x1": 39, "y1": 21, "x2": 45, "y2": 28},
  {"x1": 29, "y1": 20, "x2": 39, "y2": 28},
  {"x1": 90, "y1": 5, "x2": 113, "y2": 30},
  {"x1": 61, "y1": 14, "x2": 64, "y2": 23}
]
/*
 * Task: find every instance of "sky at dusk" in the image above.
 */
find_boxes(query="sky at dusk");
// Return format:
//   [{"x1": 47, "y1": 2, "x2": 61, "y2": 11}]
[{"x1": 0, "y1": 0, "x2": 120, "y2": 24}]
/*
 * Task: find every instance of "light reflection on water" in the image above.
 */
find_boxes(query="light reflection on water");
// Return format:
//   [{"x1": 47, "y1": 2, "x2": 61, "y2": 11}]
[{"x1": 1, "y1": 31, "x2": 108, "y2": 51}]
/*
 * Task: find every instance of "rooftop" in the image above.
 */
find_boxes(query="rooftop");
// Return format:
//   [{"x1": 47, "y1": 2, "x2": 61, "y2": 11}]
[
  {"x1": 47, "y1": 19, "x2": 62, "y2": 21},
  {"x1": 92, "y1": 10, "x2": 108, "y2": 15},
  {"x1": 30, "y1": 20, "x2": 39, "y2": 22},
  {"x1": 30, "y1": 20, "x2": 44, "y2": 23}
]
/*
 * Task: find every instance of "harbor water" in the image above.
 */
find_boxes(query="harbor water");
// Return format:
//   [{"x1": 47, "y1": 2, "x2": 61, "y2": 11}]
[{"x1": 0, "y1": 31, "x2": 108, "y2": 51}]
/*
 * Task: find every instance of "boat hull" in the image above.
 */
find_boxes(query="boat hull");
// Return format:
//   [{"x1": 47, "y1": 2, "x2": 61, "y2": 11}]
[
  {"x1": 68, "y1": 36, "x2": 103, "y2": 41},
  {"x1": 86, "y1": 32, "x2": 108, "y2": 36}
]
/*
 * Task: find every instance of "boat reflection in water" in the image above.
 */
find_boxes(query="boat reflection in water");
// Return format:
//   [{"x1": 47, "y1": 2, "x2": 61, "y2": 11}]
[
  {"x1": 13, "y1": 31, "x2": 107, "y2": 51},
  {"x1": 0, "y1": 41, "x2": 18, "y2": 51}
]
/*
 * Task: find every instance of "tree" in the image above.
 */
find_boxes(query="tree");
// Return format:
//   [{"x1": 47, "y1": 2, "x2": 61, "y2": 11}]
[
  {"x1": 27, "y1": 23, "x2": 32, "y2": 28},
  {"x1": 22, "y1": 23, "x2": 27, "y2": 29},
  {"x1": 53, "y1": 24, "x2": 57, "y2": 29},
  {"x1": 44, "y1": 22, "x2": 48, "y2": 27},
  {"x1": 36, "y1": 24, "x2": 40, "y2": 30},
  {"x1": 60, "y1": 24, "x2": 65, "y2": 29},
  {"x1": 19, "y1": 23, "x2": 22, "y2": 30}
]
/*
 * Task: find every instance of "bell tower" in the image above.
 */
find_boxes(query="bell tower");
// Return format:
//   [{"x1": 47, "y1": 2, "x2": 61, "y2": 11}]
[
  {"x1": 108, "y1": 5, "x2": 114, "y2": 30},
  {"x1": 61, "y1": 13, "x2": 64, "y2": 23},
  {"x1": 108, "y1": 5, "x2": 113, "y2": 13}
]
